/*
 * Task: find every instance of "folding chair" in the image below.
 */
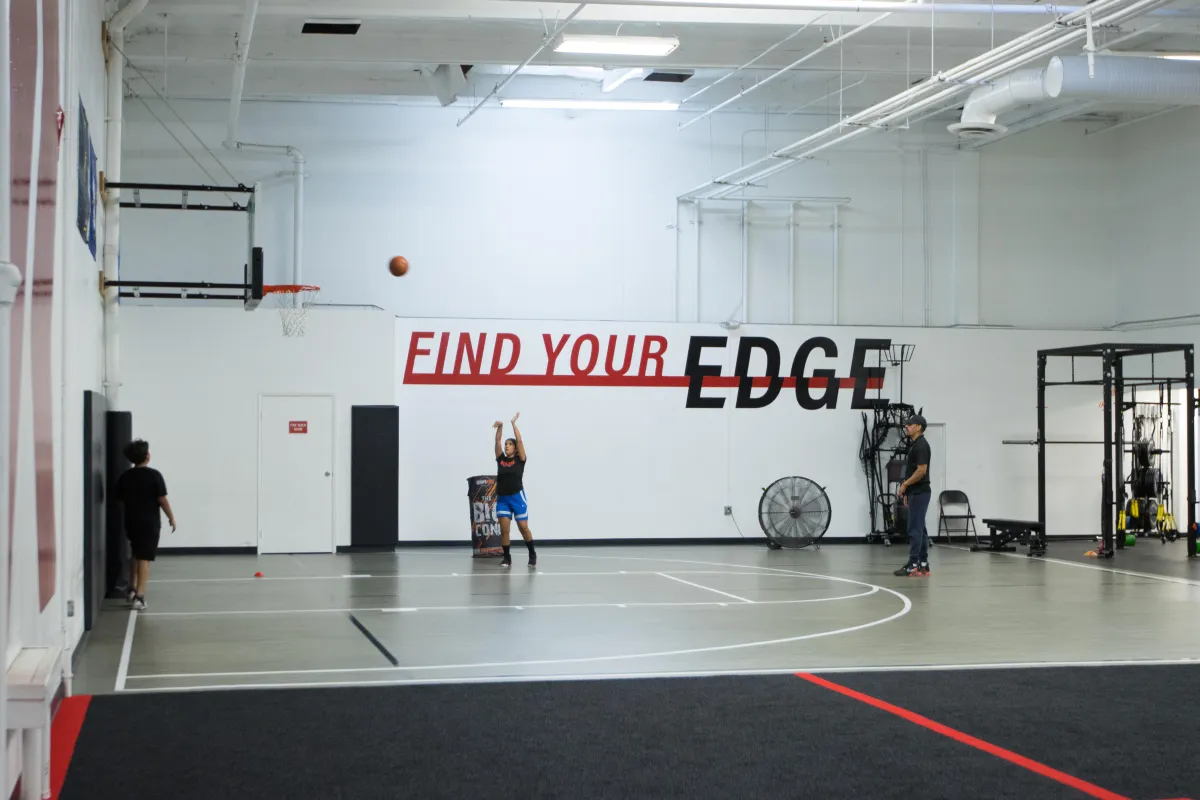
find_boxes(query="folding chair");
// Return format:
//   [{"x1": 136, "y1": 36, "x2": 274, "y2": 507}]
[{"x1": 937, "y1": 489, "x2": 979, "y2": 544}]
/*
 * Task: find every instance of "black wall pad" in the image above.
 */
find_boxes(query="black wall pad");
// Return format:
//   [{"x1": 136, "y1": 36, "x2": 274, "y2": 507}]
[
  {"x1": 351, "y1": 405, "x2": 399, "y2": 548},
  {"x1": 104, "y1": 411, "x2": 133, "y2": 597},
  {"x1": 82, "y1": 391, "x2": 107, "y2": 631}
]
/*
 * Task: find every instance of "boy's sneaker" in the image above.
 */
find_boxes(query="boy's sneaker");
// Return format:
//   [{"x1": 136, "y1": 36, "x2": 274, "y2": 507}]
[
  {"x1": 125, "y1": 588, "x2": 137, "y2": 604},
  {"x1": 132, "y1": 596, "x2": 147, "y2": 611},
  {"x1": 893, "y1": 563, "x2": 917, "y2": 577},
  {"x1": 917, "y1": 562, "x2": 931, "y2": 576},
  {"x1": 499, "y1": 556, "x2": 512, "y2": 568}
]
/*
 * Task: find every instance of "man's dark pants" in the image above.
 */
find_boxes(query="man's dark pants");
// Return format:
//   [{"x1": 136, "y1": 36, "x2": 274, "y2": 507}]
[{"x1": 906, "y1": 490, "x2": 931, "y2": 565}]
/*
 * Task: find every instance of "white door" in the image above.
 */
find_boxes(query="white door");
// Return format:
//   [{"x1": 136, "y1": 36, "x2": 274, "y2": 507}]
[
  {"x1": 924, "y1": 422, "x2": 948, "y2": 512},
  {"x1": 259, "y1": 395, "x2": 335, "y2": 554}
]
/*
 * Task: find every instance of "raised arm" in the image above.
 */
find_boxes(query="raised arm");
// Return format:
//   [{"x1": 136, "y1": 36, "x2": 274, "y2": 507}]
[
  {"x1": 493, "y1": 420, "x2": 503, "y2": 458},
  {"x1": 511, "y1": 412, "x2": 526, "y2": 461}
]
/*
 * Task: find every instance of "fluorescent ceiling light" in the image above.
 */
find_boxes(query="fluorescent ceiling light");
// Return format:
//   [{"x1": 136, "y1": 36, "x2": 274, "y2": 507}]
[
  {"x1": 554, "y1": 34, "x2": 680, "y2": 57},
  {"x1": 499, "y1": 98, "x2": 680, "y2": 111},
  {"x1": 1111, "y1": 51, "x2": 1200, "y2": 61},
  {"x1": 603, "y1": 68, "x2": 648, "y2": 93}
]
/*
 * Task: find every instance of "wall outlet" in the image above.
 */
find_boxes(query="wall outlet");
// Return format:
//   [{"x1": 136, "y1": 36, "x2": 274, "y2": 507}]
[
  {"x1": 723, "y1": 506, "x2": 732, "y2": 516},
  {"x1": 67, "y1": 600, "x2": 75, "y2": 617}
]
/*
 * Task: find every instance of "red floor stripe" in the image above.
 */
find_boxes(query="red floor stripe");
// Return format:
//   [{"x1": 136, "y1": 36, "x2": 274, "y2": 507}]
[
  {"x1": 795, "y1": 673, "x2": 1131, "y2": 800},
  {"x1": 49, "y1": 694, "x2": 91, "y2": 800}
]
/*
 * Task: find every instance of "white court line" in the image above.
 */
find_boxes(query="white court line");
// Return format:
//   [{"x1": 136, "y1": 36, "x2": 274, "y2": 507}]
[
  {"x1": 135, "y1": 590, "x2": 879, "y2": 620},
  {"x1": 122, "y1": 573, "x2": 907, "y2": 682},
  {"x1": 146, "y1": 569, "x2": 764, "y2": 585},
  {"x1": 380, "y1": 589, "x2": 875, "y2": 614},
  {"x1": 115, "y1": 610, "x2": 138, "y2": 692},
  {"x1": 939, "y1": 544, "x2": 1200, "y2": 588},
  {"x1": 656, "y1": 572, "x2": 753, "y2": 603},
  {"x1": 115, "y1": 656, "x2": 1200, "y2": 695},
  {"x1": 143, "y1": 607, "x2": 382, "y2": 618}
]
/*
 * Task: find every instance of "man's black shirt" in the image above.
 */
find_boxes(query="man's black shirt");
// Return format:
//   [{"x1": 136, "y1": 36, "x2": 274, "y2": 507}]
[{"x1": 905, "y1": 435, "x2": 931, "y2": 495}]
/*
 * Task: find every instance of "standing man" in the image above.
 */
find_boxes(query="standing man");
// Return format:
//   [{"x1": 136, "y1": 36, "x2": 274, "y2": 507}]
[{"x1": 894, "y1": 414, "x2": 932, "y2": 577}]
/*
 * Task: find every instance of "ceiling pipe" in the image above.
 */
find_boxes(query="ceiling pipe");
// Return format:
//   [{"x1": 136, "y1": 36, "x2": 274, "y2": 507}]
[
  {"x1": 457, "y1": 2, "x2": 588, "y2": 126},
  {"x1": 102, "y1": 0, "x2": 150, "y2": 410},
  {"x1": 678, "y1": 1, "x2": 914, "y2": 130},
  {"x1": 494, "y1": 0, "x2": 1200, "y2": 16},
  {"x1": 225, "y1": 0, "x2": 260, "y2": 149},
  {"x1": 681, "y1": 0, "x2": 1172, "y2": 199},
  {"x1": 950, "y1": 55, "x2": 1200, "y2": 137},
  {"x1": 1110, "y1": 313, "x2": 1200, "y2": 329}
]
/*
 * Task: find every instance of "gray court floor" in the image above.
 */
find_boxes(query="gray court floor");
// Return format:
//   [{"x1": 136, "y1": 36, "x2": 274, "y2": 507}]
[{"x1": 71, "y1": 542, "x2": 1200, "y2": 695}]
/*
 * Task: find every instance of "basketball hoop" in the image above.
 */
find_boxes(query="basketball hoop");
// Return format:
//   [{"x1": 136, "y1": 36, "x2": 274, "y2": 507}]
[
  {"x1": 263, "y1": 284, "x2": 320, "y2": 337},
  {"x1": 887, "y1": 344, "x2": 915, "y2": 367}
]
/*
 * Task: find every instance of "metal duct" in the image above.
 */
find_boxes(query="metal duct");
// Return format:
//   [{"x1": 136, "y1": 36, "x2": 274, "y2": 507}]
[
  {"x1": 951, "y1": 68, "x2": 1048, "y2": 136},
  {"x1": 1046, "y1": 54, "x2": 1200, "y2": 101},
  {"x1": 951, "y1": 55, "x2": 1200, "y2": 137}
]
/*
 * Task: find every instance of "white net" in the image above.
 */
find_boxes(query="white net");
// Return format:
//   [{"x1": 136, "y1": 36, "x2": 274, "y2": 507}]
[{"x1": 264, "y1": 286, "x2": 320, "y2": 337}]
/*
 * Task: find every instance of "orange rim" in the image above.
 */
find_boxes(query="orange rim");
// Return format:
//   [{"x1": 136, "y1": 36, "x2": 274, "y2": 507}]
[{"x1": 263, "y1": 284, "x2": 320, "y2": 294}]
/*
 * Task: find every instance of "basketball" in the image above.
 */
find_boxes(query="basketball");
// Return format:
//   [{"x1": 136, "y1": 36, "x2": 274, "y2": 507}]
[{"x1": 389, "y1": 256, "x2": 409, "y2": 277}]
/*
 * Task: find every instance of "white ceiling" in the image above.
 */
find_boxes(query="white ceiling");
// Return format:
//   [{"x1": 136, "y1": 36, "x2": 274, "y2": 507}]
[{"x1": 117, "y1": 0, "x2": 1200, "y2": 129}]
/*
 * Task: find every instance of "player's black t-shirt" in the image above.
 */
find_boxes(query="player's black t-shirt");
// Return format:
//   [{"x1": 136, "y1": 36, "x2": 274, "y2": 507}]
[
  {"x1": 496, "y1": 455, "x2": 525, "y2": 497},
  {"x1": 115, "y1": 466, "x2": 168, "y2": 534},
  {"x1": 905, "y1": 435, "x2": 931, "y2": 495}
]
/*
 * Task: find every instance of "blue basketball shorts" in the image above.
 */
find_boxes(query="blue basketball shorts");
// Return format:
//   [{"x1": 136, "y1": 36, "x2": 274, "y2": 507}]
[{"x1": 495, "y1": 491, "x2": 529, "y2": 522}]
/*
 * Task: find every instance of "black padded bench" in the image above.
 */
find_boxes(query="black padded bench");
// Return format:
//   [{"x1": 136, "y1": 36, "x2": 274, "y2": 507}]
[{"x1": 975, "y1": 518, "x2": 1047, "y2": 557}]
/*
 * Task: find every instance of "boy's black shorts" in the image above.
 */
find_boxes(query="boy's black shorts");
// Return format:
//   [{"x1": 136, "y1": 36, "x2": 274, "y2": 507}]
[{"x1": 127, "y1": 528, "x2": 162, "y2": 561}]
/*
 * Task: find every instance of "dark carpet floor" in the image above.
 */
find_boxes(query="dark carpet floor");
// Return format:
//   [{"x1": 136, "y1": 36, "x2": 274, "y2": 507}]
[{"x1": 59, "y1": 666, "x2": 1200, "y2": 800}]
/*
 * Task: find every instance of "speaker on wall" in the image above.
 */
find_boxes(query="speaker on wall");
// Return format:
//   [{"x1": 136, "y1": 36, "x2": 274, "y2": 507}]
[{"x1": 351, "y1": 405, "x2": 399, "y2": 549}]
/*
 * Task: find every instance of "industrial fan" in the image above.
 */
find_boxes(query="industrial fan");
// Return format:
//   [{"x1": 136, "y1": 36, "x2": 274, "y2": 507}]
[{"x1": 758, "y1": 476, "x2": 833, "y2": 550}]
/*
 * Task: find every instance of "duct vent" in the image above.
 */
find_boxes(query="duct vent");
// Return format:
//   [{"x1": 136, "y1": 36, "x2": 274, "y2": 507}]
[
  {"x1": 302, "y1": 20, "x2": 362, "y2": 35},
  {"x1": 645, "y1": 70, "x2": 693, "y2": 83},
  {"x1": 948, "y1": 121, "x2": 1005, "y2": 138}
]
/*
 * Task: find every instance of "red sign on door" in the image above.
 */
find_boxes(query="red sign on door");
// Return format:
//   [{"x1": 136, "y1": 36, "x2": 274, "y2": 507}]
[{"x1": 289, "y1": 421, "x2": 308, "y2": 434}]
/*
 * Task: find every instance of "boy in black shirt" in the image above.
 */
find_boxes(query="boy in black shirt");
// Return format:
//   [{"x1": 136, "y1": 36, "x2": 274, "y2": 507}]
[
  {"x1": 894, "y1": 415, "x2": 932, "y2": 577},
  {"x1": 115, "y1": 439, "x2": 176, "y2": 610}
]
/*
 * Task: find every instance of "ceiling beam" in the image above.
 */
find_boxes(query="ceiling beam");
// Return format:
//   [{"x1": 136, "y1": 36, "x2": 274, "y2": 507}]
[{"x1": 138, "y1": 0, "x2": 1050, "y2": 31}]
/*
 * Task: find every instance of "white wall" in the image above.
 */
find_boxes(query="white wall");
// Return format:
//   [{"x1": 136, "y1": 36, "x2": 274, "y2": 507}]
[
  {"x1": 1112, "y1": 108, "x2": 1200, "y2": 328},
  {"x1": 394, "y1": 319, "x2": 1104, "y2": 544},
  {"x1": 5, "y1": 0, "x2": 108, "y2": 792},
  {"x1": 8, "y1": 0, "x2": 107, "y2": 664},
  {"x1": 119, "y1": 306, "x2": 395, "y2": 549},
  {"x1": 55, "y1": 0, "x2": 109, "y2": 665},
  {"x1": 110, "y1": 308, "x2": 1115, "y2": 550},
  {"x1": 118, "y1": 99, "x2": 1116, "y2": 331},
  {"x1": 978, "y1": 122, "x2": 1119, "y2": 330}
]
